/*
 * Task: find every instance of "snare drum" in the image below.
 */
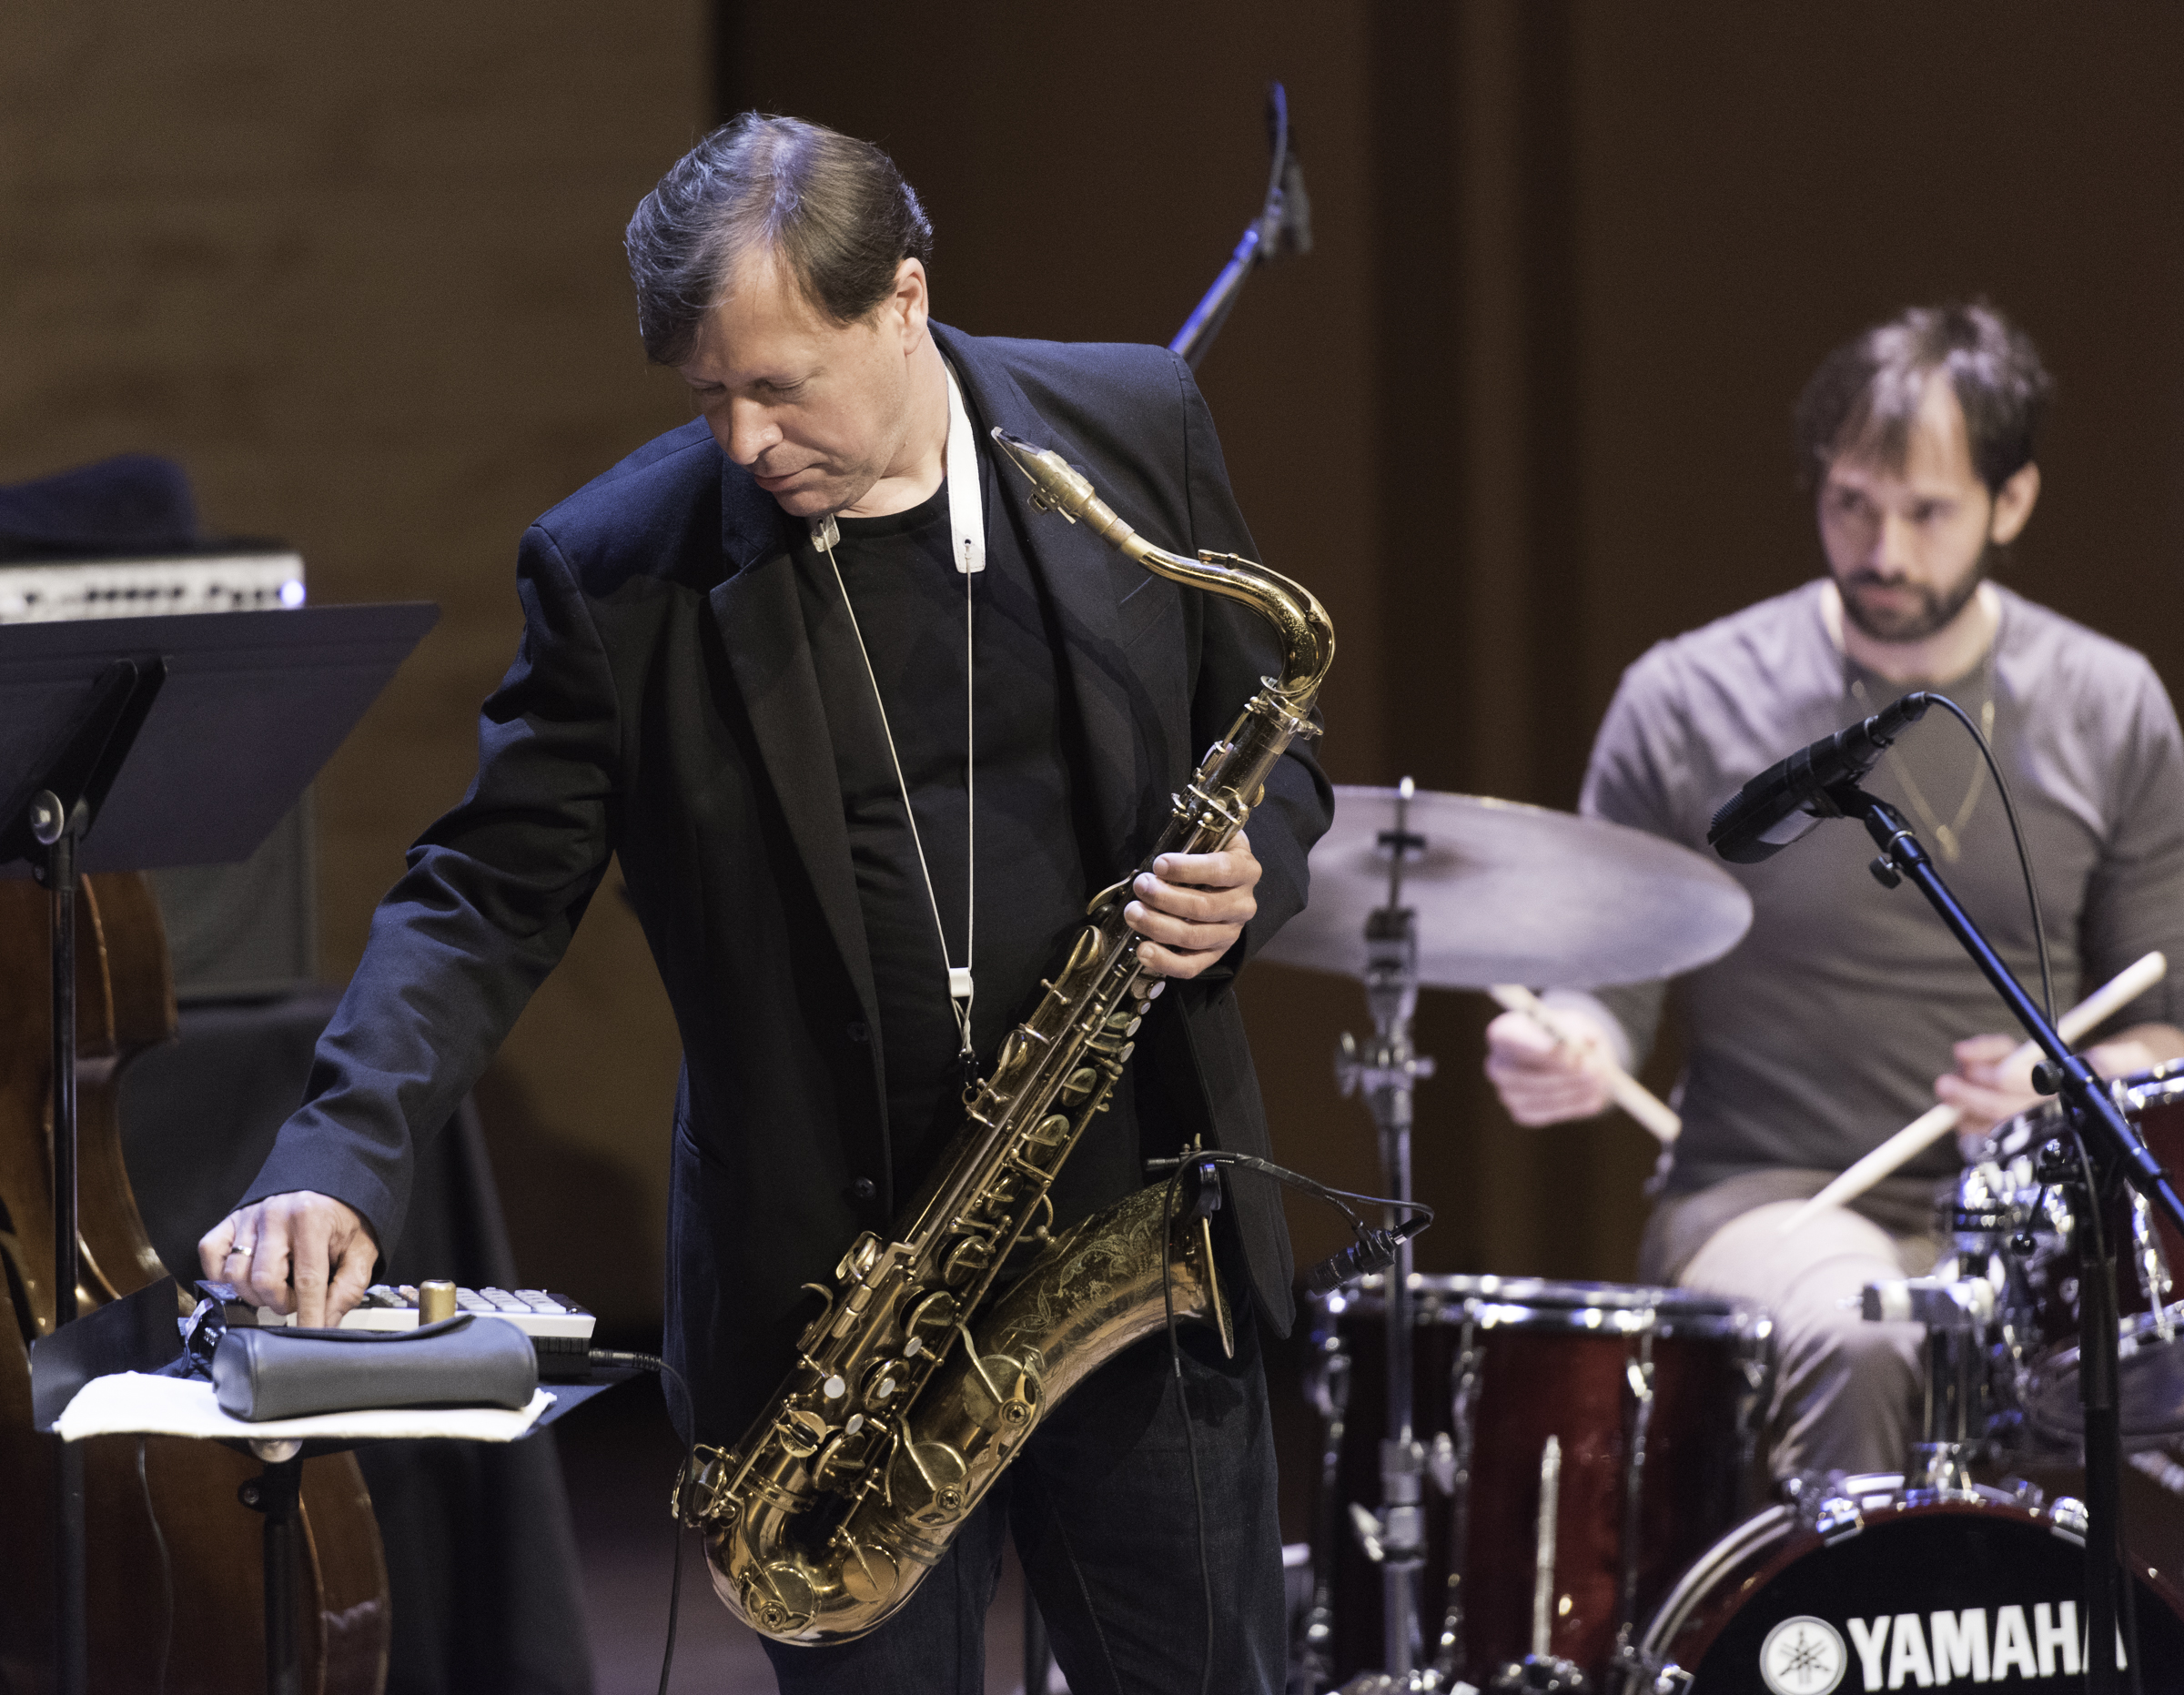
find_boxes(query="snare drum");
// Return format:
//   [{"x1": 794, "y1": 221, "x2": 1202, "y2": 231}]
[
  {"x1": 1298, "y1": 1275, "x2": 1771, "y2": 1689},
  {"x1": 1634, "y1": 1474, "x2": 2184, "y2": 1690},
  {"x1": 1957, "y1": 1066, "x2": 2184, "y2": 1446}
]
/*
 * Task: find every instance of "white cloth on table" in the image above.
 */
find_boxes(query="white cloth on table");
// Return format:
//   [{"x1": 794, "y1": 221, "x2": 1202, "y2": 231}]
[{"x1": 54, "y1": 1370, "x2": 552, "y2": 1443}]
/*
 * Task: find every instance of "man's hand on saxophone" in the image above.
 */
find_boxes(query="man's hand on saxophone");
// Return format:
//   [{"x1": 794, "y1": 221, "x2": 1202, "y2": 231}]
[{"x1": 1124, "y1": 829, "x2": 1261, "y2": 979}]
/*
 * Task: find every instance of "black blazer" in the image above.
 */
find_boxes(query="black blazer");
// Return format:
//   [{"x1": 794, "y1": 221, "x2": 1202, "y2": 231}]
[{"x1": 245, "y1": 325, "x2": 1334, "y2": 1439}]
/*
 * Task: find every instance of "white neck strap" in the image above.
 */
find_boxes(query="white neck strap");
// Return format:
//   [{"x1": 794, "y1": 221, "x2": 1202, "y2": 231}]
[{"x1": 943, "y1": 363, "x2": 985, "y2": 576}]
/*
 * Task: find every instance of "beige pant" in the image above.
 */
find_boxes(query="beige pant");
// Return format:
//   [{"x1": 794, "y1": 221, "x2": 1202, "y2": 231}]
[{"x1": 1639, "y1": 1169, "x2": 1940, "y2": 1478}]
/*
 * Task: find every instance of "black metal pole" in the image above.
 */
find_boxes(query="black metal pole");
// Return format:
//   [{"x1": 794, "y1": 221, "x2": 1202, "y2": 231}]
[
  {"x1": 241, "y1": 1453, "x2": 306, "y2": 1695},
  {"x1": 2077, "y1": 1153, "x2": 2124, "y2": 1695},
  {"x1": 37, "y1": 798, "x2": 86, "y2": 1695},
  {"x1": 44, "y1": 803, "x2": 78, "y2": 1327}
]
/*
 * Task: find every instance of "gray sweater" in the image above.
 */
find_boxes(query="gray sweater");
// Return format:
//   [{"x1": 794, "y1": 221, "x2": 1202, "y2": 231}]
[{"x1": 1584, "y1": 580, "x2": 2184, "y2": 1196}]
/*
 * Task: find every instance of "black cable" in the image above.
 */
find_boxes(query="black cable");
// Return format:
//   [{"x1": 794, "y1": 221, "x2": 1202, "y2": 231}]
[
  {"x1": 1147, "y1": 1149, "x2": 1435, "y2": 1236},
  {"x1": 1148, "y1": 1146, "x2": 1421, "y2": 1692},
  {"x1": 1152, "y1": 1148, "x2": 1435, "y2": 1295},
  {"x1": 136, "y1": 1436, "x2": 173, "y2": 1695},
  {"x1": 590, "y1": 1348, "x2": 694, "y2": 1695},
  {"x1": 1158, "y1": 1161, "x2": 1217, "y2": 1695},
  {"x1": 1922, "y1": 691, "x2": 2054, "y2": 1024}
]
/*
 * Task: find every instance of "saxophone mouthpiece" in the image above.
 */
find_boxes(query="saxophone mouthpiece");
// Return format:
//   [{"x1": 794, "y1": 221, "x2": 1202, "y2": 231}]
[{"x1": 990, "y1": 428, "x2": 1094, "y2": 523}]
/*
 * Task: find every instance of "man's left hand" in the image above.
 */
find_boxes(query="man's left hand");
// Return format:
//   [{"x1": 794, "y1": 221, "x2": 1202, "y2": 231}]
[{"x1": 1125, "y1": 831, "x2": 1261, "y2": 980}]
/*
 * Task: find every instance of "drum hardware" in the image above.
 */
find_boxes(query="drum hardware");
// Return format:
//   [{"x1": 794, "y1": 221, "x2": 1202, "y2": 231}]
[
  {"x1": 1486, "y1": 1435, "x2": 1591, "y2": 1691},
  {"x1": 1328, "y1": 780, "x2": 1441, "y2": 1693},
  {"x1": 1616, "y1": 1338, "x2": 1655, "y2": 1626},
  {"x1": 1807, "y1": 1488, "x2": 1865, "y2": 1544},
  {"x1": 1297, "y1": 1327, "x2": 1355, "y2": 1691},
  {"x1": 1859, "y1": 1277, "x2": 1996, "y2": 1499},
  {"x1": 1940, "y1": 1075, "x2": 2184, "y2": 1453},
  {"x1": 1431, "y1": 1315, "x2": 1482, "y2": 1685}
]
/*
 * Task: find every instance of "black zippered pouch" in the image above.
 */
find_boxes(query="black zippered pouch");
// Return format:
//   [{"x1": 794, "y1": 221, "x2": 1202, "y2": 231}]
[{"x1": 209, "y1": 1312, "x2": 539, "y2": 1422}]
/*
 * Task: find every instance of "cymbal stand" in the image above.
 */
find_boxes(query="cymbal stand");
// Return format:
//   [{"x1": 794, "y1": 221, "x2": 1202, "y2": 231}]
[{"x1": 1333, "y1": 779, "x2": 1438, "y2": 1692}]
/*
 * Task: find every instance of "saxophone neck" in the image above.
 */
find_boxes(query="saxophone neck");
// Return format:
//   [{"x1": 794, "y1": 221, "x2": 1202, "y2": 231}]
[{"x1": 991, "y1": 428, "x2": 1334, "y2": 705}]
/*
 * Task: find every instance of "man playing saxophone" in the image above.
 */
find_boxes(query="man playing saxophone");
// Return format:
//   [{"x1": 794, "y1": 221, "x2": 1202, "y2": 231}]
[{"x1": 198, "y1": 115, "x2": 1332, "y2": 1691}]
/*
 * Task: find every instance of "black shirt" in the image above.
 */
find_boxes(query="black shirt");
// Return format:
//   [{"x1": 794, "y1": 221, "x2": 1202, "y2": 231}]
[{"x1": 792, "y1": 459, "x2": 1144, "y2": 1227}]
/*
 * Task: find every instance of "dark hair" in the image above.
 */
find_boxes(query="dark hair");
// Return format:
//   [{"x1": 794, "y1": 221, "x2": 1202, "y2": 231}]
[
  {"x1": 625, "y1": 113, "x2": 934, "y2": 366},
  {"x1": 1793, "y1": 302, "x2": 2052, "y2": 495}
]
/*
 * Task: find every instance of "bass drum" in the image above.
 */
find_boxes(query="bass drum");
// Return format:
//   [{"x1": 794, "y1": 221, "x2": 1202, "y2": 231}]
[{"x1": 1633, "y1": 1476, "x2": 2184, "y2": 1692}]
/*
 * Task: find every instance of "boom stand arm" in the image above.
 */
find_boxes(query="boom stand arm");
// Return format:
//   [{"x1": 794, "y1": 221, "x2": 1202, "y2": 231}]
[{"x1": 1839, "y1": 780, "x2": 2179, "y2": 1694}]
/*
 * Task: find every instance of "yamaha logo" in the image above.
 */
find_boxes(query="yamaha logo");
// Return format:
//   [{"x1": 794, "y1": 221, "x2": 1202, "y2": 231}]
[{"x1": 1761, "y1": 1615, "x2": 1848, "y2": 1694}]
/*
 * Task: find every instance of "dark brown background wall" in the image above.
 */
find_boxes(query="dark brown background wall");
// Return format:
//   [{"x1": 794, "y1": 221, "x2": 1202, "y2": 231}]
[{"x1": 6, "y1": 3, "x2": 2182, "y2": 1326}]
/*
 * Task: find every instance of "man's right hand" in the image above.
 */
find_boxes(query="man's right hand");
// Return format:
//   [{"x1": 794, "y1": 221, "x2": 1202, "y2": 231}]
[
  {"x1": 1483, "y1": 1007, "x2": 1616, "y2": 1125},
  {"x1": 198, "y1": 1191, "x2": 379, "y2": 1329}
]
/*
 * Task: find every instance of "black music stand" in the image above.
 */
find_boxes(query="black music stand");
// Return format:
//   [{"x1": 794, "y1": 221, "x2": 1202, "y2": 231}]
[{"x1": 0, "y1": 603, "x2": 439, "y2": 1695}]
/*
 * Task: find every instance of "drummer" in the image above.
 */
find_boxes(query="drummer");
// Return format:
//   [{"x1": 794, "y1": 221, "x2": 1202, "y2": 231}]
[{"x1": 1483, "y1": 301, "x2": 2184, "y2": 1478}]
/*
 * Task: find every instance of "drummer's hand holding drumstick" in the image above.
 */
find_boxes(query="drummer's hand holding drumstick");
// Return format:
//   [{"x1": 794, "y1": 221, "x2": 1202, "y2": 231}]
[
  {"x1": 1483, "y1": 1004, "x2": 1620, "y2": 1125},
  {"x1": 1939, "y1": 1023, "x2": 2184, "y2": 1153},
  {"x1": 1483, "y1": 989, "x2": 1681, "y2": 1142}
]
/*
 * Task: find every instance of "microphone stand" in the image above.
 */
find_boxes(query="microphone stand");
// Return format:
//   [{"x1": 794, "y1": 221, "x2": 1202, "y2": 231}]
[
  {"x1": 1333, "y1": 780, "x2": 1438, "y2": 1693},
  {"x1": 1168, "y1": 82, "x2": 1311, "y2": 372},
  {"x1": 1832, "y1": 780, "x2": 2179, "y2": 1694}
]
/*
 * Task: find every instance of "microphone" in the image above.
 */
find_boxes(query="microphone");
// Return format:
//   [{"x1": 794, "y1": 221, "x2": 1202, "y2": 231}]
[
  {"x1": 1707, "y1": 692, "x2": 1932, "y2": 865},
  {"x1": 1302, "y1": 1217, "x2": 1430, "y2": 1296}
]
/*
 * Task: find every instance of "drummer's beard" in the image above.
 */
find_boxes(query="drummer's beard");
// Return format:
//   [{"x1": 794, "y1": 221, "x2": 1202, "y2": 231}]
[{"x1": 1835, "y1": 544, "x2": 1994, "y2": 644}]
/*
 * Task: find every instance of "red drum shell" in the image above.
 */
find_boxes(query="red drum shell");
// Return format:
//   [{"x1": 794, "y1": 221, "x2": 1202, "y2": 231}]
[{"x1": 1306, "y1": 1275, "x2": 1769, "y2": 1687}]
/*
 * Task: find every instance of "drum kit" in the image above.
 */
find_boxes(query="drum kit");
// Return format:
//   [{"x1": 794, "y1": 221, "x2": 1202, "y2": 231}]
[{"x1": 1266, "y1": 783, "x2": 2184, "y2": 1693}]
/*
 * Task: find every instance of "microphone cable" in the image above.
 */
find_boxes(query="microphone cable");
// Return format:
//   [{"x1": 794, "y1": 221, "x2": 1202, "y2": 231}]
[
  {"x1": 1915, "y1": 691, "x2": 2054, "y2": 1024},
  {"x1": 1150, "y1": 1147, "x2": 1435, "y2": 1695}
]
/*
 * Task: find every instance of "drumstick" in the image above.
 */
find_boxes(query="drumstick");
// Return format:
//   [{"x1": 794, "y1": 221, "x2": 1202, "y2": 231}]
[
  {"x1": 1489, "y1": 984, "x2": 1682, "y2": 1145},
  {"x1": 1781, "y1": 949, "x2": 2169, "y2": 1233}
]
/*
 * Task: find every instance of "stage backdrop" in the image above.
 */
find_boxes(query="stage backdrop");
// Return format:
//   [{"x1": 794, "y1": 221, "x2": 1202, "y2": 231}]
[{"x1": 5, "y1": 2, "x2": 2183, "y2": 1326}]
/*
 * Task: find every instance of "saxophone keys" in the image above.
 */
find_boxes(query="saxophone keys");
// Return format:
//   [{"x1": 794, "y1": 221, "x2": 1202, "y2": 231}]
[
  {"x1": 812, "y1": 1424, "x2": 879, "y2": 1491},
  {"x1": 859, "y1": 1358, "x2": 906, "y2": 1407},
  {"x1": 838, "y1": 1536, "x2": 900, "y2": 1608},
  {"x1": 889, "y1": 1438, "x2": 970, "y2": 1520},
  {"x1": 962, "y1": 1348, "x2": 1044, "y2": 1436},
  {"x1": 941, "y1": 1235, "x2": 994, "y2": 1285},
  {"x1": 834, "y1": 1230, "x2": 881, "y2": 1285},
  {"x1": 774, "y1": 1407, "x2": 829, "y2": 1459},
  {"x1": 905, "y1": 1287, "x2": 960, "y2": 1346},
  {"x1": 743, "y1": 1561, "x2": 820, "y2": 1636}
]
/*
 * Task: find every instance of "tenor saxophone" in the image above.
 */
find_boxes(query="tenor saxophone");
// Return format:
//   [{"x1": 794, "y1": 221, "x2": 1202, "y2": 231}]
[{"x1": 676, "y1": 428, "x2": 1335, "y2": 1643}]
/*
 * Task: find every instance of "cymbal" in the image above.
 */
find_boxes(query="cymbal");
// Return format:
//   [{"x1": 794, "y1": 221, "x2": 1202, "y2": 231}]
[{"x1": 1256, "y1": 786, "x2": 1753, "y2": 991}]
